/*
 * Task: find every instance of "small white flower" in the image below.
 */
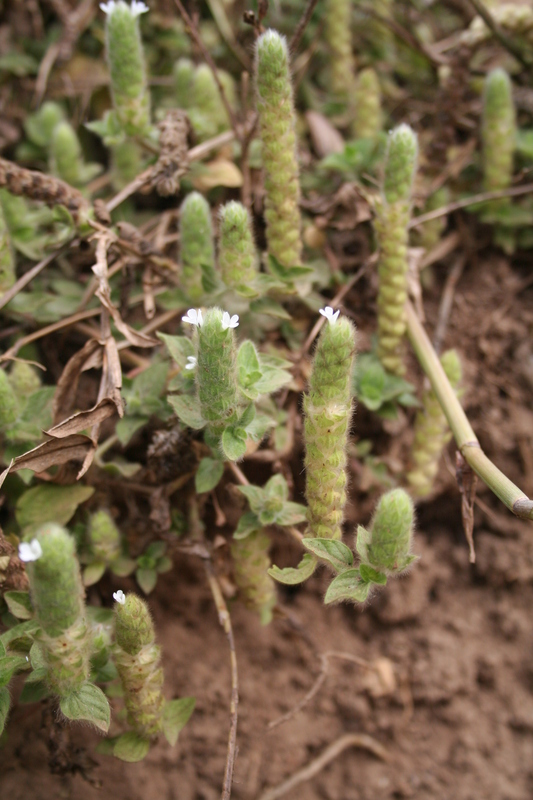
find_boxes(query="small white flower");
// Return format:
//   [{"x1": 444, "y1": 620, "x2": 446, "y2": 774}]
[
  {"x1": 99, "y1": 1, "x2": 117, "y2": 13},
  {"x1": 113, "y1": 590, "x2": 126, "y2": 605},
  {"x1": 319, "y1": 306, "x2": 340, "y2": 324},
  {"x1": 18, "y1": 539, "x2": 43, "y2": 562},
  {"x1": 221, "y1": 311, "x2": 239, "y2": 330},
  {"x1": 182, "y1": 308, "x2": 203, "y2": 327},
  {"x1": 185, "y1": 356, "x2": 197, "y2": 370},
  {"x1": 130, "y1": 0, "x2": 149, "y2": 16}
]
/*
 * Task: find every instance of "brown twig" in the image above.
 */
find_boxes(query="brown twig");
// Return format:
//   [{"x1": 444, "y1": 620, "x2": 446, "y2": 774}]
[
  {"x1": 257, "y1": 733, "x2": 390, "y2": 800},
  {"x1": 204, "y1": 559, "x2": 239, "y2": 800},
  {"x1": 408, "y1": 182, "x2": 533, "y2": 228},
  {"x1": 0, "y1": 243, "x2": 72, "y2": 313},
  {"x1": 289, "y1": 0, "x2": 320, "y2": 55},
  {"x1": 432, "y1": 253, "x2": 466, "y2": 354},
  {"x1": 465, "y1": 0, "x2": 532, "y2": 69},
  {"x1": 171, "y1": 0, "x2": 241, "y2": 138}
]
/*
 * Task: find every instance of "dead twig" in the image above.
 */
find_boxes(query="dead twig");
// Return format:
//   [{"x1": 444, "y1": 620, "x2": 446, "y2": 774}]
[
  {"x1": 204, "y1": 559, "x2": 239, "y2": 800},
  {"x1": 432, "y1": 253, "x2": 466, "y2": 354},
  {"x1": 465, "y1": 0, "x2": 532, "y2": 69},
  {"x1": 409, "y1": 182, "x2": 533, "y2": 228},
  {"x1": 289, "y1": 0, "x2": 320, "y2": 55},
  {"x1": 256, "y1": 733, "x2": 390, "y2": 800}
]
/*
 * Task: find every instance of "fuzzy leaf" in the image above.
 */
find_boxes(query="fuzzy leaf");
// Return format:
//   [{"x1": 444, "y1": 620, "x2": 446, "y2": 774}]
[
  {"x1": 253, "y1": 366, "x2": 292, "y2": 395},
  {"x1": 4, "y1": 591, "x2": 33, "y2": 620},
  {"x1": 113, "y1": 731, "x2": 150, "y2": 762},
  {"x1": 359, "y1": 563, "x2": 387, "y2": 585},
  {"x1": 136, "y1": 567, "x2": 158, "y2": 595},
  {"x1": 19, "y1": 679, "x2": 49, "y2": 703},
  {"x1": 29, "y1": 642, "x2": 46, "y2": 670},
  {"x1": 237, "y1": 484, "x2": 265, "y2": 513},
  {"x1": 195, "y1": 457, "x2": 224, "y2": 493},
  {"x1": 115, "y1": 416, "x2": 149, "y2": 446},
  {"x1": 324, "y1": 569, "x2": 371, "y2": 605},
  {"x1": 234, "y1": 511, "x2": 261, "y2": 540},
  {"x1": 249, "y1": 297, "x2": 292, "y2": 319},
  {"x1": 268, "y1": 554, "x2": 317, "y2": 585},
  {"x1": 168, "y1": 395, "x2": 205, "y2": 430},
  {"x1": 265, "y1": 474, "x2": 288, "y2": 500},
  {"x1": 274, "y1": 501, "x2": 308, "y2": 526},
  {"x1": 162, "y1": 697, "x2": 196, "y2": 746},
  {"x1": 221, "y1": 427, "x2": 247, "y2": 461},
  {"x1": 302, "y1": 538, "x2": 354, "y2": 572},
  {"x1": 83, "y1": 561, "x2": 106, "y2": 587},
  {"x1": 266, "y1": 254, "x2": 314, "y2": 283},
  {"x1": 237, "y1": 341, "x2": 262, "y2": 398},
  {"x1": 111, "y1": 556, "x2": 137, "y2": 577},
  {"x1": 16, "y1": 483, "x2": 94, "y2": 534},
  {"x1": 0, "y1": 686, "x2": 10, "y2": 735},
  {"x1": 60, "y1": 682, "x2": 110, "y2": 732},
  {"x1": 0, "y1": 654, "x2": 29, "y2": 687},
  {"x1": 0, "y1": 620, "x2": 39, "y2": 649}
]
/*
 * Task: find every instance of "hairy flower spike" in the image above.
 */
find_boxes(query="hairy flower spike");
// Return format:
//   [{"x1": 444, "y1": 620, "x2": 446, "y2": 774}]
[
  {"x1": 357, "y1": 488, "x2": 416, "y2": 575},
  {"x1": 375, "y1": 124, "x2": 418, "y2": 376},
  {"x1": 25, "y1": 523, "x2": 91, "y2": 696},
  {"x1": 196, "y1": 307, "x2": 238, "y2": 441},
  {"x1": 0, "y1": 198, "x2": 15, "y2": 296},
  {"x1": 231, "y1": 530, "x2": 276, "y2": 624},
  {"x1": 189, "y1": 65, "x2": 235, "y2": 142},
  {"x1": 482, "y1": 68, "x2": 516, "y2": 209},
  {"x1": 304, "y1": 315, "x2": 357, "y2": 539},
  {"x1": 256, "y1": 30, "x2": 303, "y2": 268},
  {"x1": 407, "y1": 349, "x2": 462, "y2": 498},
  {"x1": 114, "y1": 593, "x2": 165, "y2": 738},
  {"x1": 325, "y1": 0, "x2": 356, "y2": 99},
  {"x1": 353, "y1": 68, "x2": 382, "y2": 140},
  {"x1": 103, "y1": 0, "x2": 151, "y2": 137},
  {"x1": 179, "y1": 192, "x2": 215, "y2": 302},
  {"x1": 89, "y1": 510, "x2": 122, "y2": 563},
  {"x1": 50, "y1": 121, "x2": 85, "y2": 187},
  {"x1": 8, "y1": 361, "x2": 41, "y2": 399},
  {"x1": 218, "y1": 201, "x2": 258, "y2": 289}
]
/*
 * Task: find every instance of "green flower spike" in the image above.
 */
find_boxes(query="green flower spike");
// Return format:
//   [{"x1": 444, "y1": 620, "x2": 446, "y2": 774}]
[
  {"x1": 407, "y1": 349, "x2": 462, "y2": 498},
  {"x1": 183, "y1": 307, "x2": 239, "y2": 448},
  {"x1": 22, "y1": 523, "x2": 109, "y2": 730},
  {"x1": 356, "y1": 488, "x2": 416, "y2": 576},
  {"x1": 101, "y1": 1, "x2": 152, "y2": 137},
  {"x1": 89, "y1": 510, "x2": 122, "y2": 563},
  {"x1": 304, "y1": 307, "x2": 357, "y2": 540},
  {"x1": 353, "y1": 68, "x2": 382, "y2": 140},
  {"x1": 325, "y1": 0, "x2": 356, "y2": 100},
  {"x1": 0, "y1": 367, "x2": 19, "y2": 430},
  {"x1": 110, "y1": 140, "x2": 143, "y2": 189},
  {"x1": 375, "y1": 123, "x2": 418, "y2": 376},
  {"x1": 174, "y1": 58, "x2": 195, "y2": 109},
  {"x1": 482, "y1": 68, "x2": 516, "y2": 209},
  {"x1": 113, "y1": 592, "x2": 165, "y2": 739},
  {"x1": 231, "y1": 530, "x2": 276, "y2": 624},
  {"x1": 50, "y1": 121, "x2": 99, "y2": 187},
  {"x1": 256, "y1": 30, "x2": 303, "y2": 268},
  {"x1": 218, "y1": 201, "x2": 258, "y2": 290},
  {"x1": 0, "y1": 200, "x2": 15, "y2": 296},
  {"x1": 179, "y1": 192, "x2": 215, "y2": 302},
  {"x1": 8, "y1": 361, "x2": 41, "y2": 400}
]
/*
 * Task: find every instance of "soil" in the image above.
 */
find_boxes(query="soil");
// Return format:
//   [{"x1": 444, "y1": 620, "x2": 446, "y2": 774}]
[{"x1": 3, "y1": 257, "x2": 533, "y2": 800}]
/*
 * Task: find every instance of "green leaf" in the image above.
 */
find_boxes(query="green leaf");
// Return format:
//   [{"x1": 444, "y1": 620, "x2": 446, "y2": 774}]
[
  {"x1": 4, "y1": 591, "x2": 33, "y2": 620},
  {"x1": 122, "y1": 363, "x2": 168, "y2": 416},
  {"x1": 0, "y1": 52, "x2": 39, "y2": 77},
  {"x1": 254, "y1": 366, "x2": 292, "y2": 395},
  {"x1": 29, "y1": 642, "x2": 46, "y2": 670},
  {"x1": 95, "y1": 736, "x2": 119, "y2": 756},
  {"x1": 359, "y1": 563, "x2": 387, "y2": 585},
  {"x1": 0, "y1": 654, "x2": 30, "y2": 687},
  {"x1": 0, "y1": 686, "x2": 10, "y2": 735},
  {"x1": 113, "y1": 732, "x2": 150, "y2": 762},
  {"x1": 136, "y1": 567, "x2": 157, "y2": 595},
  {"x1": 0, "y1": 620, "x2": 39, "y2": 649},
  {"x1": 19, "y1": 679, "x2": 49, "y2": 703},
  {"x1": 302, "y1": 538, "x2": 354, "y2": 572},
  {"x1": 274, "y1": 501, "x2": 308, "y2": 526},
  {"x1": 195, "y1": 458, "x2": 224, "y2": 493},
  {"x1": 83, "y1": 562, "x2": 107, "y2": 587},
  {"x1": 324, "y1": 569, "x2": 371, "y2": 605},
  {"x1": 200, "y1": 261, "x2": 222, "y2": 294},
  {"x1": 266, "y1": 254, "x2": 314, "y2": 283},
  {"x1": 238, "y1": 403, "x2": 255, "y2": 430},
  {"x1": 60, "y1": 682, "x2": 110, "y2": 732},
  {"x1": 161, "y1": 697, "x2": 196, "y2": 746},
  {"x1": 158, "y1": 333, "x2": 195, "y2": 368},
  {"x1": 268, "y1": 554, "x2": 317, "y2": 585},
  {"x1": 249, "y1": 297, "x2": 293, "y2": 320},
  {"x1": 237, "y1": 484, "x2": 266, "y2": 513},
  {"x1": 234, "y1": 511, "x2": 261, "y2": 540},
  {"x1": 16, "y1": 484, "x2": 94, "y2": 534},
  {"x1": 111, "y1": 556, "x2": 137, "y2": 577},
  {"x1": 115, "y1": 416, "x2": 149, "y2": 446},
  {"x1": 221, "y1": 427, "x2": 247, "y2": 461},
  {"x1": 168, "y1": 395, "x2": 205, "y2": 430},
  {"x1": 355, "y1": 524, "x2": 371, "y2": 563},
  {"x1": 264, "y1": 474, "x2": 288, "y2": 500},
  {"x1": 245, "y1": 413, "x2": 274, "y2": 442},
  {"x1": 145, "y1": 541, "x2": 167, "y2": 560}
]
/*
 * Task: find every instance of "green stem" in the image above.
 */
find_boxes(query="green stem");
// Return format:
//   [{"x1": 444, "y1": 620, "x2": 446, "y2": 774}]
[{"x1": 406, "y1": 301, "x2": 533, "y2": 520}]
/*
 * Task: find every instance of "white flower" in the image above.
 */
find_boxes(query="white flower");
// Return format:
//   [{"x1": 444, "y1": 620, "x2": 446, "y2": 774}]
[
  {"x1": 18, "y1": 539, "x2": 43, "y2": 562},
  {"x1": 182, "y1": 308, "x2": 203, "y2": 327},
  {"x1": 113, "y1": 590, "x2": 126, "y2": 605},
  {"x1": 221, "y1": 311, "x2": 239, "y2": 330},
  {"x1": 319, "y1": 306, "x2": 340, "y2": 324},
  {"x1": 100, "y1": 1, "x2": 149, "y2": 16},
  {"x1": 185, "y1": 356, "x2": 197, "y2": 370}
]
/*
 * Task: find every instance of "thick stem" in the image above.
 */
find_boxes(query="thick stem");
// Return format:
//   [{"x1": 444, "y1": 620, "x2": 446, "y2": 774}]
[{"x1": 406, "y1": 301, "x2": 533, "y2": 520}]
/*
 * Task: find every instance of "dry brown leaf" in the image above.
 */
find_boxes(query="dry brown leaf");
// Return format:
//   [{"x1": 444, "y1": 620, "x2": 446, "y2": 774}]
[
  {"x1": 0, "y1": 434, "x2": 94, "y2": 485},
  {"x1": 192, "y1": 158, "x2": 243, "y2": 191},
  {"x1": 47, "y1": 397, "x2": 119, "y2": 438},
  {"x1": 306, "y1": 111, "x2": 344, "y2": 157},
  {"x1": 53, "y1": 338, "x2": 103, "y2": 424},
  {"x1": 96, "y1": 287, "x2": 158, "y2": 348}
]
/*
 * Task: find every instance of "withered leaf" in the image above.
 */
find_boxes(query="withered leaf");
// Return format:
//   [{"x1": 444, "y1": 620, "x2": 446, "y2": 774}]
[
  {"x1": 53, "y1": 339, "x2": 103, "y2": 424},
  {"x1": 47, "y1": 397, "x2": 119, "y2": 438}
]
